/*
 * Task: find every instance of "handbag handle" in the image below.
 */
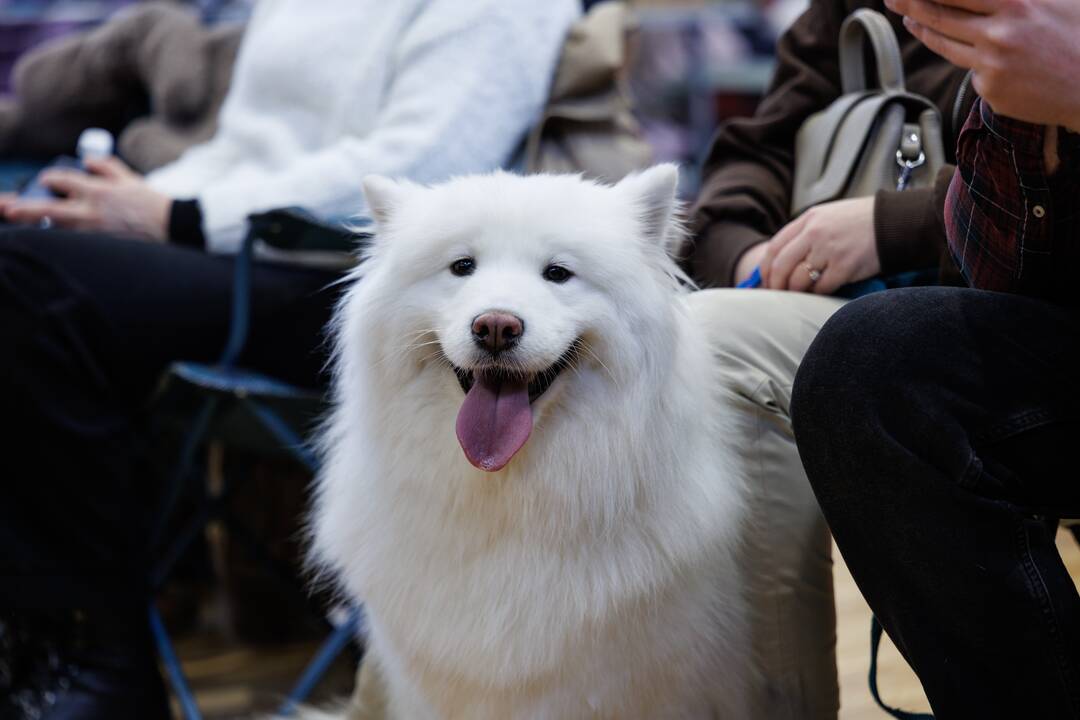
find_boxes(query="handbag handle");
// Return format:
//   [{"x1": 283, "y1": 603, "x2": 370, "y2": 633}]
[{"x1": 840, "y1": 9, "x2": 905, "y2": 94}]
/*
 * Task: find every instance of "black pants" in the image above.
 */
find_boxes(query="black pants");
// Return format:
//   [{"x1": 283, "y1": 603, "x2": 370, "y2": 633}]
[
  {"x1": 0, "y1": 229, "x2": 342, "y2": 609},
  {"x1": 792, "y1": 287, "x2": 1080, "y2": 718}
]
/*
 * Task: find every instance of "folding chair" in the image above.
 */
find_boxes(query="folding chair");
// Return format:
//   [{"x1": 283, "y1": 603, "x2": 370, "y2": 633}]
[{"x1": 147, "y1": 208, "x2": 372, "y2": 719}]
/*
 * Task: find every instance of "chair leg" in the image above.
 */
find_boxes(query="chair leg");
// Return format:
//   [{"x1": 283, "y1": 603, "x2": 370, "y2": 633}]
[
  {"x1": 149, "y1": 396, "x2": 221, "y2": 554},
  {"x1": 277, "y1": 606, "x2": 365, "y2": 717},
  {"x1": 148, "y1": 396, "x2": 221, "y2": 720},
  {"x1": 221, "y1": 505, "x2": 333, "y2": 633},
  {"x1": 150, "y1": 604, "x2": 204, "y2": 720},
  {"x1": 245, "y1": 399, "x2": 320, "y2": 473},
  {"x1": 150, "y1": 395, "x2": 347, "y2": 718}
]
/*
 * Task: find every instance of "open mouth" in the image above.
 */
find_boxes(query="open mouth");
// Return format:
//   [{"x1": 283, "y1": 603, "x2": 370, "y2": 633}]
[
  {"x1": 452, "y1": 340, "x2": 580, "y2": 404},
  {"x1": 451, "y1": 340, "x2": 581, "y2": 473}
]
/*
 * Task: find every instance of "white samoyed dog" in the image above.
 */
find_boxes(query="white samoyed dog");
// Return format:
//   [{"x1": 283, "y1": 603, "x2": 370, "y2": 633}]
[{"x1": 310, "y1": 165, "x2": 751, "y2": 719}]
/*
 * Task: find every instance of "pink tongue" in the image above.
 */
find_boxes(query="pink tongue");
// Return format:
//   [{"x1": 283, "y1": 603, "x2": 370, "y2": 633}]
[{"x1": 455, "y1": 372, "x2": 533, "y2": 472}]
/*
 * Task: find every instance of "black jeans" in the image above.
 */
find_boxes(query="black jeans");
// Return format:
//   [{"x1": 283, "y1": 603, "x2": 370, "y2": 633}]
[
  {"x1": 0, "y1": 228, "x2": 342, "y2": 610},
  {"x1": 791, "y1": 286, "x2": 1080, "y2": 718}
]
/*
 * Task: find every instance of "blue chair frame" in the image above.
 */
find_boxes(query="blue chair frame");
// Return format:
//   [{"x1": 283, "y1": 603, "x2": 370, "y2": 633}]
[{"x1": 148, "y1": 209, "x2": 372, "y2": 719}]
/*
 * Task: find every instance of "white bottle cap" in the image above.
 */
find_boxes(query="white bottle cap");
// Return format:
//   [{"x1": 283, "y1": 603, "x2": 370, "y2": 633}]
[{"x1": 77, "y1": 128, "x2": 114, "y2": 160}]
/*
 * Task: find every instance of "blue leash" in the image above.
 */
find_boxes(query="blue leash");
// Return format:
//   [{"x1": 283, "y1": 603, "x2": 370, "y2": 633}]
[{"x1": 870, "y1": 617, "x2": 934, "y2": 719}]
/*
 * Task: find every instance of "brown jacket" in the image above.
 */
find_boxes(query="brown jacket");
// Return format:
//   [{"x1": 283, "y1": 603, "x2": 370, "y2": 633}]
[{"x1": 684, "y1": 0, "x2": 973, "y2": 287}]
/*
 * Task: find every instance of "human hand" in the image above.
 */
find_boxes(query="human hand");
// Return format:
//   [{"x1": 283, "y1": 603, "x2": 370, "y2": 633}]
[
  {"x1": 759, "y1": 196, "x2": 878, "y2": 294},
  {"x1": 884, "y1": 0, "x2": 1080, "y2": 132},
  {"x1": 3, "y1": 156, "x2": 171, "y2": 240}
]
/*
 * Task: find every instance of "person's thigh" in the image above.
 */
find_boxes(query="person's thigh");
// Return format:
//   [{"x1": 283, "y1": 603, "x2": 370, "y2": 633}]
[
  {"x1": 0, "y1": 228, "x2": 341, "y2": 387},
  {"x1": 792, "y1": 287, "x2": 1080, "y2": 718},
  {"x1": 0, "y1": 228, "x2": 344, "y2": 607},
  {"x1": 690, "y1": 288, "x2": 846, "y2": 720}
]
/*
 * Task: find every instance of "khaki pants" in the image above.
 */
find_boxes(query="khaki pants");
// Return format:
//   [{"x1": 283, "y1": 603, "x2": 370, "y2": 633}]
[
  {"x1": 692, "y1": 289, "x2": 845, "y2": 720},
  {"x1": 349, "y1": 289, "x2": 846, "y2": 720}
]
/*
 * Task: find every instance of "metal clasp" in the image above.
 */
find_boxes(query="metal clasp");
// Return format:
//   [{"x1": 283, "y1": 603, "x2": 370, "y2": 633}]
[{"x1": 895, "y1": 148, "x2": 926, "y2": 192}]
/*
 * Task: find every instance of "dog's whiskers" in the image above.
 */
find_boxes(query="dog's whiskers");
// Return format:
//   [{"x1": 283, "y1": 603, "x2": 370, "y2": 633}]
[
  {"x1": 373, "y1": 328, "x2": 442, "y2": 368},
  {"x1": 577, "y1": 342, "x2": 618, "y2": 387}
]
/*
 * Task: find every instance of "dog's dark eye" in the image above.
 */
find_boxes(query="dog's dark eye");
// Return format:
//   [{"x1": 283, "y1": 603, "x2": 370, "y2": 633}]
[
  {"x1": 542, "y1": 264, "x2": 573, "y2": 284},
  {"x1": 450, "y1": 257, "x2": 476, "y2": 277}
]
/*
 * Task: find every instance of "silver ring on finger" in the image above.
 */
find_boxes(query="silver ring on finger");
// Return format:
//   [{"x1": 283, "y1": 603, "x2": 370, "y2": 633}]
[{"x1": 804, "y1": 262, "x2": 822, "y2": 284}]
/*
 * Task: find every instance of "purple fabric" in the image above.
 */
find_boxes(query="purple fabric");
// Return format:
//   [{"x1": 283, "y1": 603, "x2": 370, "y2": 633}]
[
  {"x1": 0, "y1": 1, "x2": 250, "y2": 95},
  {"x1": 0, "y1": 2, "x2": 137, "y2": 94}
]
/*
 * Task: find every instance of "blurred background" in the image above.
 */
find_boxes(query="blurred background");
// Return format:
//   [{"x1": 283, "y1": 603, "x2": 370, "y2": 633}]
[
  {"x1": 5, "y1": 2, "x2": 980, "y2": 719},
  {"x1": 0, "y1": 0, "x2": 808, "y2": 194}
]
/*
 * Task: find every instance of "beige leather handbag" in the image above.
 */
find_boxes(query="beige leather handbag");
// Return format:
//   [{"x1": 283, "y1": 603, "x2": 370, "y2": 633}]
[
  {"x1": 524, "y1": 1, "x2": 653, "y2": 182},
  {"x1": 790, "y1": 9, "x2": 945, "y2": 216}
]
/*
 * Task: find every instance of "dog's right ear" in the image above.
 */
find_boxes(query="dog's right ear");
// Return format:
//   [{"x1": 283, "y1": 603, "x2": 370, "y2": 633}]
[
  {"x1": 614, "y1": 163, "x2": 681, "y2": 256},
  {"x1": 362, "y1": 175, "x2": 409, "y2": 228}
]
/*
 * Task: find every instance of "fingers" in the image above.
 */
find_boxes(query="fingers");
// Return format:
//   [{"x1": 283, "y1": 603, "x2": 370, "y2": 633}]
[
  {"x1": 0, "y1": 193, "x2": 17, "y2": 215},
  {"x1": 785, "y1": 260, "x2": 820, "y2": 294},
  {"x1": 39, "y1": 169, "x2": 100, "y2": 198},
  {"x1": 809, "y1": 265, "x2": 848, "y2": 296},
  {"x1": 765, "y1": 230, "x2": 813, "y2": 290},
  {"x1": 885, "y1": 0, "x2": 988, "y2": 45},
  {"x1": 3, "y1": 198, "x2": 97, "y2": 229},
  {"x1": 886, "y1": 0, "x2": 996, "y2": 19},
  {"x1": 902, "y1": 17, "x2": 980, "y2": 68},
  {"x1": 83, "y1": 155, "x2": 134, "y2": 180},
  {"x1": 760, "y1": 214, "x2": 808, "y2": 288}
]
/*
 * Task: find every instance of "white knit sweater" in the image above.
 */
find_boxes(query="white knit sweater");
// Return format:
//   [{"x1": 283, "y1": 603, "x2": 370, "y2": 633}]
[{"x1": 147, "y1": 0, "x2": 580, "y2": 254}]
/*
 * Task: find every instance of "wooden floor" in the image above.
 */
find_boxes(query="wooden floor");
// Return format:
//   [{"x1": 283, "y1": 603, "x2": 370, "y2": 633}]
[{"x1": 179, "y1": 530, "x2": 1080, "y2": 718}]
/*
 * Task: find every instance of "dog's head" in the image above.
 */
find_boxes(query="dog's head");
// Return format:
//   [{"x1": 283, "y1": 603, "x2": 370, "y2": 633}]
[{"x1": 344, "y1": 165, "x2": 686, "y2": 473}]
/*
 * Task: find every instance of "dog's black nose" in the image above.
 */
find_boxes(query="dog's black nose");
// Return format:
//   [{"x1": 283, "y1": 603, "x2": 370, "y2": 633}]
[{"x1": 472, "y1": 312, "x2": 523, "y2": 353}]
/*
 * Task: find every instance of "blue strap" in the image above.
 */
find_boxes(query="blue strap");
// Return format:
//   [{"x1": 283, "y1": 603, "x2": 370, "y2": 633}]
[
  {"x1": 870, "y1": 616, "x2": 934, "y2": 719},
  {"x1": 219, "y1": 227, "x2": 257, "y2": 367},
  {"x1": 150, "y1": 605, "x2": 203, "y2": 720}
]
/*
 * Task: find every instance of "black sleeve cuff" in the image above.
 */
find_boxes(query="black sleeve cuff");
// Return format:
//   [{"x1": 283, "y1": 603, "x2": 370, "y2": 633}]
[{"x1": 168, "y1": 199, "x2": 206, "y2": 250}]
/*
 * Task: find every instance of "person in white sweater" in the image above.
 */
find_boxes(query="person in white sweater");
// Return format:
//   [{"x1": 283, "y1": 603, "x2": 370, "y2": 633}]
[
  {"x1": 3, "y1": 0, "x2": 579, "y2": 252},
  {"x1": 0, "y1": 2, "x2": 578, "y2": 718}
]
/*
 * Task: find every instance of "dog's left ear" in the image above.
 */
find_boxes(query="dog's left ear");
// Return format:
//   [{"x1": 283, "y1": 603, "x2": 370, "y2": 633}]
[
  {"x1": 615, "y1": 163, "x2": 681, "y2": 256},
  {"x1": 362, "y1": 175, "x2": 410, "y2": 229}
]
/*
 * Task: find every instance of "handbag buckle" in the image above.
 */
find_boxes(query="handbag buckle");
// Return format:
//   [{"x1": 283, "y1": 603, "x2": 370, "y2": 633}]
[{"x1": 895, "y1": 146, "x2": 926, "y2": 191}]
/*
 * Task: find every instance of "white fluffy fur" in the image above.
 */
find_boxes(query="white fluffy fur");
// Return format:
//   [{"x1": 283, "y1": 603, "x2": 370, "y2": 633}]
[{"x1": 310, "y1": 166, "x2": 751, "y2": 718}]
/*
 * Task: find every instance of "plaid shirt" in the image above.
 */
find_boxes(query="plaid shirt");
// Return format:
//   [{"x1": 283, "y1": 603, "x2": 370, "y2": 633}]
[{"x1": 945, "y1": 99, "x2": 1080, "y2": 305}]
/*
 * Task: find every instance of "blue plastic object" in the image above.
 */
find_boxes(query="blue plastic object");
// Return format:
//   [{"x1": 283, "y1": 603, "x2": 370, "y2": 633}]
[
  {"x1": 735, "y1": 265, "x2": 936, "y2": 298},
  {"x1": 737, "y1": 266, "x2": 762, "y2": 289}
]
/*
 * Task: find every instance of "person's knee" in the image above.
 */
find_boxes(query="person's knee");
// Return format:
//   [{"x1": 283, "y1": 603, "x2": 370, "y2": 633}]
[
  {"x1": 792, "y1": 294, "x2": 889, "y2": 428},
  {"x1": 792, "y1": 288, "x2": 970, "y2": 501},
  {"x1": 789, "y1": 291, "x2": 916, "y2": 505},
  {"x1": 691, "y1": 289, "x2": 844, "y2": 413}
]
